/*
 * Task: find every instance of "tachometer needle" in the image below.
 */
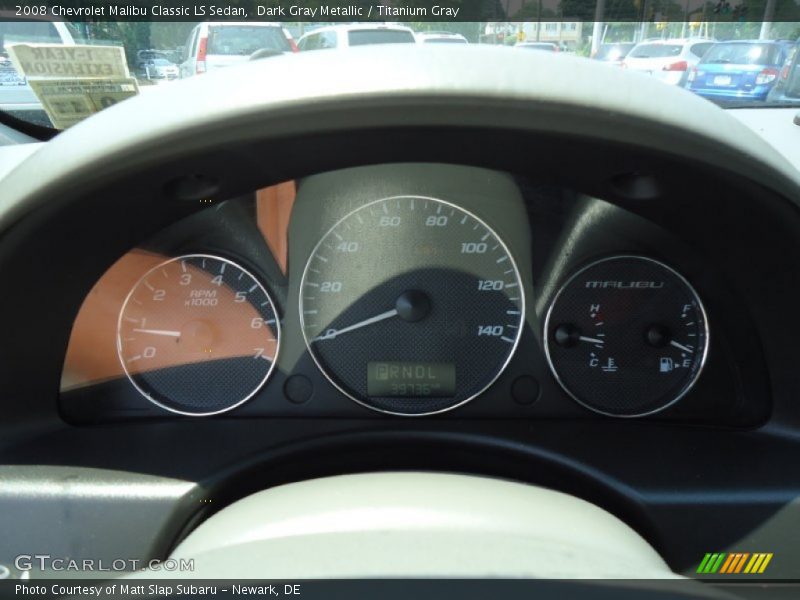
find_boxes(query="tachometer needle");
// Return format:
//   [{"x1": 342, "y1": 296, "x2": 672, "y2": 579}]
[
  {"x1": 132, "y1": 328, "x2": 182, "y2": 338},
  {"x1": 579, "y1": 336, "x2": 605, "y2": 345},
  {"x1": 314, "y1": 309, "x2": 399, "y2": 341},
  {"x1": 670, "y1": 340, "x2": 694, "y2": 353}
]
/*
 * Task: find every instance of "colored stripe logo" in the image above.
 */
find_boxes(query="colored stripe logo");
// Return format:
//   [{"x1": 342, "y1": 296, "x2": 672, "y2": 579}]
[{"x1": 697, "y1": 552, "x2": 773, "y2": 574}]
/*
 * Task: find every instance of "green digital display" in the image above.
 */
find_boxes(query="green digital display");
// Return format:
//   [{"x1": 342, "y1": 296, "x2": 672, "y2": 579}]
[{"x1": 367, "y1": 362, "x2": 456, "y2": 398}]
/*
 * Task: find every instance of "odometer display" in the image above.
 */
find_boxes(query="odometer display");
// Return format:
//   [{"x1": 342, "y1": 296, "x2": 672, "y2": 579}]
[
  {"x1": 367, "y1": 362, "x2": 456, "y2": 398},
  {"x1": 300, "y1": 196, "x2": 524, "y2": 416}
]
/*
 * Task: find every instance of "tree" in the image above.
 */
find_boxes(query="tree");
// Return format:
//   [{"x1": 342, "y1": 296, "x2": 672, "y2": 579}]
[{"x1": 85, "y1": 21, "x2": 151, "y2": 64}]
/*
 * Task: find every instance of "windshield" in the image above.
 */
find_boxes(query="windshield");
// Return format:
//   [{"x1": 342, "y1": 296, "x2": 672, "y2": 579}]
[
  {"x1": 423, "y1": 38, "x2": 467, "y2": 44},
  {"x1": 1, "y1": 20, "x2": 60, "y2": 51},
  {"x1": 702, "y1": 42, "x2": 781, "y2": 65},
  {"x1": 629, "y1": 44, "x2": 684, "y2": 58},
  {"x1": 1, "y1": 14, "x2": 799, "y2": 130},
  {"x1": 138, "y1": 51, "x2": 166, "y2": 60},
  {"x1": 347, "y1": 29, "x2": 416, "y2": 46},
  {"x1": 207, "y1": 25, "x2": 291, "y2": 55}
]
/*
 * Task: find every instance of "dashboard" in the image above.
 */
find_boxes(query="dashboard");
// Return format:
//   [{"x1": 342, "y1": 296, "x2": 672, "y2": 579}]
[
  {"x1": 59, "y1": 164, "x2": 765, "y2": 425},
  {"x1": 1, "y1": 47, "x2": 800, "y2": 584}
]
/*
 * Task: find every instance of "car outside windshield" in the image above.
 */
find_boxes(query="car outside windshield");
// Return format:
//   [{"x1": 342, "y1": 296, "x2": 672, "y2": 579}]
[
  {"x1": 518, "y1": 43, "x2": 559, "y2": 51},
  {"x1": 347, "y1": 29, "x2": 416, "y2": 46},
  {"x1": 702, "y1": 43, "x2": 782, "y2": 65},
  {"x1": 1, "y1": 19, "x2": 61, "y2": 43},
  {"x1": 207, "y1": 25, "x2": 291, "y2": 55},
  {"x1": 628, "y1": 43, "x2": 683, "y2": 58},
  {"x1": 1, "y1": 17, "x2": 799, "y2": 131},
  {"x1": 423, "y1": 38, "x2": 467, "y2": 44}
]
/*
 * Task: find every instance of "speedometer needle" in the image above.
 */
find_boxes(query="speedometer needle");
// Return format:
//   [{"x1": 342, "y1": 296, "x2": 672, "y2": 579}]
[
  {"x1": 132, "y1": 328, "x2": 182, "y2": 338},
  {"x1": 314, "y1": 309, "x2": 399, "y2": 341}
]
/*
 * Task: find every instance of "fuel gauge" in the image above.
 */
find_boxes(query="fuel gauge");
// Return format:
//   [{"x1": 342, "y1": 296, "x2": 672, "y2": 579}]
[{"x1": 544, "y1": 256, "x2": 709, "y2": 417}]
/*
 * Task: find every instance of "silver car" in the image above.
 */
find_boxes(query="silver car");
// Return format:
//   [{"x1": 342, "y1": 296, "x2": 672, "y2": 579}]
[
  {"x1": 623, "y1": 38, "x2": 715, "y2": 86},
  {"x1": 140, "y1": 58, "x2": 180, "y2": 81},
  {"x1": 179, "y1": 22, "x2": 296, "y2": 78}
]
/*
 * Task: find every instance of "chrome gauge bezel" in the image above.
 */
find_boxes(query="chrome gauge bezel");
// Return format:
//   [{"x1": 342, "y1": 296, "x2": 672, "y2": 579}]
[
  {"x1": 117, "y1": 253, "x2": 281, "y2": 417},
  {"x1": 543, "y1": 255, "x2": 710, "y2": 418},
  {"x1": 298, "y1": 195, "x2": 526, "y2": 417}
]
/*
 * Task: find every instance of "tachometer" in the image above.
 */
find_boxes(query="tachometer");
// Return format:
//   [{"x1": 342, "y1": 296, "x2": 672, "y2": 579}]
[
  {"x1": 299, "y1": 196, "x2": 524, "y2": 416},
  {"x1": 118, "y1": 254, "x2": 280, "y2": 416}
]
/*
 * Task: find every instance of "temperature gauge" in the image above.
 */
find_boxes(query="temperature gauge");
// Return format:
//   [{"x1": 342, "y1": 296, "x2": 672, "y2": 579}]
[{"x1": 544, "y1": 256, "x2": 708, "y2": 417}]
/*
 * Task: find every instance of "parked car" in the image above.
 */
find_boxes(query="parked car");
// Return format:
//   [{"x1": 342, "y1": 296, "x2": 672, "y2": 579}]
[
  {"x1": 179, "y1": 22, "x2": 297, "y2": 78},
  {"x1": 687, "y1": 40, "x2": 796, "y2": 103},
  {"x1": 416, "y1": 32, "x2": 468, "y2": 44},
  {"x1": 139, "y1": 57, "x2": 179, "y2": 81},
  {"x1": 136, "y1": 50, "x2": 170, "y2": 79},
  {"x1": 137, "y1": 49, "x2": 168, "y2": 62},
  {"x1": 594, "y1": 42, "x2": 636, "y2": 64},
  {"x1": 623, "y1": 38, "x2": 715, "y2": 85},
  {"x1": 515, "y1": 42, "x2": 560, "y2": 52},
  {"x1": 0, "y1": 14, "x2": 78, "y2": 125},
  {"x1": 767, "y1": 43, "x2": 800, "y2": 104},
  {"x1": 298, "y1": 24, "x2": 416, "y2": 51}
]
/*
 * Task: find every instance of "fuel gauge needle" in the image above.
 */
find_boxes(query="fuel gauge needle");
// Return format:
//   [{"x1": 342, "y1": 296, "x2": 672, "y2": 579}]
[
  {"x1": 670, "y1": 340, "x2": 694, "y2": 353},
  {"x1": 132, "y1": 328, "x2": 182, "y2": 338}
]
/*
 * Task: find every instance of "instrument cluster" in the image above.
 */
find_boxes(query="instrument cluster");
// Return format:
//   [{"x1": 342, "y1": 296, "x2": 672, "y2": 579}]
[{"x1": 59, "y1": 164, "x2": 762, "y2": 425}]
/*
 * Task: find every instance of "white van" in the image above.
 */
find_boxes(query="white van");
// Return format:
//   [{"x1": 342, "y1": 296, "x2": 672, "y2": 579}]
[
  {"x1": 0, "y1": 15, "x2": 78, "y2": 124},
  {"x1": 179, "y1": 22, "x2": 297, "y2": 78},
  {"x1": 298, "y1": 24, "x2": 417, "y2": 51}
]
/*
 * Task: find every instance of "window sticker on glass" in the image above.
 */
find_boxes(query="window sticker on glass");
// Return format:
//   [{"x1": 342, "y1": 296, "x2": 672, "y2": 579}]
[{"x1": 6, "y1": 43, "x2": 138, "y2": 128}]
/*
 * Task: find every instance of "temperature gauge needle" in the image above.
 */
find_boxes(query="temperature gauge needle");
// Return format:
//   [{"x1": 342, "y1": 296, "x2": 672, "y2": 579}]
[
  {"x1": 670, "y1": 340, "x2": 694, "y2": 353},
  {"x1": 579, "y1": 335, "x2": 605, "y2": 345},
  {"x1": 132, "y1": 328, "x2": 182, "y2": 338}
]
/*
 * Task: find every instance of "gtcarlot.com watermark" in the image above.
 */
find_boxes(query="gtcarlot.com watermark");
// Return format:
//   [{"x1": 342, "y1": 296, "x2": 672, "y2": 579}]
[{"x1": 14, "y1": 554, "x2": 194, "y2": 573}]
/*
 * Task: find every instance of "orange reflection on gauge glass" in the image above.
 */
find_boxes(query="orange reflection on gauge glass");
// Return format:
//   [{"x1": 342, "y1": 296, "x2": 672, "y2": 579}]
[{"x1": 117, "y1": 254, "x2": 280, "y2": 416}]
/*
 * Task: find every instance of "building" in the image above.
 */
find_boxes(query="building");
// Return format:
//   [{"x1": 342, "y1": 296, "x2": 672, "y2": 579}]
[{"x1": 482, "y1": 22, "x2": 584, "y2": 49}]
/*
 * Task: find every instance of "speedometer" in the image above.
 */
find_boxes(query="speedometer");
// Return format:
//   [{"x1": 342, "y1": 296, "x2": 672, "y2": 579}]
[{"x1": 299, "y1": 196, "x2": 524, "y2": 416}]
